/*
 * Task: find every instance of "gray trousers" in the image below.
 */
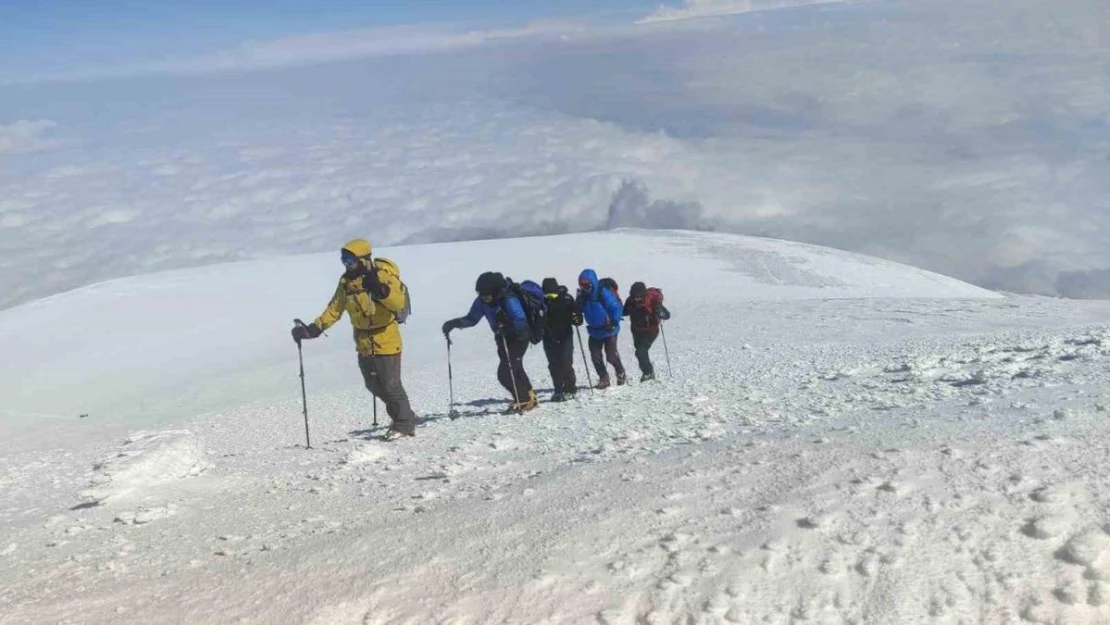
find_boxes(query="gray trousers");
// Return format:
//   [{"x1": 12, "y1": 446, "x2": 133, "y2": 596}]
[{"x1": 357, "y1": 353, "x2": 417, "y2": 434}]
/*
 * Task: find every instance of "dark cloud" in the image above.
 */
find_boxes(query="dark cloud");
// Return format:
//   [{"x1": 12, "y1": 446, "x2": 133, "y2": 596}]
[{"x1": 1056, "y1": 269, "x2": 1110, "y2": 300}]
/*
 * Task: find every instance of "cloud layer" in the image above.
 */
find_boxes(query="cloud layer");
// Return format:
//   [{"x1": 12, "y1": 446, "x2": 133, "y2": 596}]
[
  {"x1": 638, "y1": 0, "x2": 864, "y2": 23},
  {"x1": 0, "y1": 120, "x2": 60, "y2": 155},
  {"x1": 1, "y1": 0, "x2": 1109, "y2": 309}
]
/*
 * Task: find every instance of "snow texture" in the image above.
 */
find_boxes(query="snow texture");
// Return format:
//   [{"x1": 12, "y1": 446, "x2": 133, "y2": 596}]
[
  {"x1": 79, "y1": 430, "x2": 210, "y2": 505},
  {"x1": 4, "y1": 230, "x2": 1110, "y2": 624}
]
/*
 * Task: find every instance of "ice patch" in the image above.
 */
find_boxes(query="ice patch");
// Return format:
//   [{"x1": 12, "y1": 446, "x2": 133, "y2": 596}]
[{"x1": 79, "y1": 430, "x2": 210, "y2": 504}]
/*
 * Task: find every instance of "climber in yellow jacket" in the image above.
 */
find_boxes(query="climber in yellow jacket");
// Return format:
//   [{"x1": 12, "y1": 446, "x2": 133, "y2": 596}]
[{"x1": 291, "y1": 239, "x2": 418, "y2": 441}]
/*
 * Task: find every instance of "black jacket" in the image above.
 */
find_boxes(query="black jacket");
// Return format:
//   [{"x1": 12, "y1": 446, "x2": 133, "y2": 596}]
[{"x1": 543, "y1": 287, "x2": 582, "y2": 337}]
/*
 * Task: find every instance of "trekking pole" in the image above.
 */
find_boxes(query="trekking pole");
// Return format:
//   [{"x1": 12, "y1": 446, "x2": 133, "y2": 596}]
[
  {"x1": 500, "y1": 333, "x2": 523, "y2": 414},
  {"x1": 660, "y1": 322, "x2": 672, "y2": 378},
  {"x1": 368, "y1": 330, "x2": 379, "y2": 428},
  {"x1": 575, "y1": 325, "x2": 594, "y2": 394},
  {"x1": 293, "y1": 319, "x2": 312, "y2": 449},
  {"x1": 446, "y1": 336, "x2": 459, "y2": 419}
]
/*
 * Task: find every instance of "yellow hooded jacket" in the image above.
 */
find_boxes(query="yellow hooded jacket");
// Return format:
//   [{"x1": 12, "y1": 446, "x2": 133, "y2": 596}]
[{"x1": 313, "y1": 253, "x2": 406, "y2": 357}]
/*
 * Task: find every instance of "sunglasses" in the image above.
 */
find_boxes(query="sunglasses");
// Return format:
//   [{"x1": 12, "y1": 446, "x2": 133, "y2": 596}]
[{"x1": 341, "y1": 253, "x2": 360, "y2": 267}]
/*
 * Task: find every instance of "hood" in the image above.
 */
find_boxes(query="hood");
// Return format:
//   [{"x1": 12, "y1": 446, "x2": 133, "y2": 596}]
[
  {"x1": 578, "y1": 269, "x2": 600, "y2": 299},
  {"x1": 629, "y1": 281, "x2": 647, "y2": 299},
  {"x1": 341, "y1": 239, "x2": 374, "y2": 277},
  {"x1": 542, "y1": 277, "x2": 560, "y2": 295},
  {"x1": 342, "y1": 238, "x2": 373, "y2": 258}
]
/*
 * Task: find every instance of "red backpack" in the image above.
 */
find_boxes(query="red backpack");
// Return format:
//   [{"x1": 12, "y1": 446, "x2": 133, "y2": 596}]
[{"x1": 632, "y1": 287, "x2": 665, "y2": 330}]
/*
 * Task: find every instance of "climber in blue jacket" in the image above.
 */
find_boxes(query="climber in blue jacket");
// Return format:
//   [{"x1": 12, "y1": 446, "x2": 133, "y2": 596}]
[
  {"x1": 442, "y1": 271, "x2": 537, "y2": 412},
  {"x1": 576, "y1": 269, "x2": 627, "y2": 388}
]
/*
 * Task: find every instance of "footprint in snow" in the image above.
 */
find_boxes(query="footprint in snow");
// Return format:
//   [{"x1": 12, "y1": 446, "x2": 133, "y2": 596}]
[
  {"x1": 115, "y1": 505, "x2": 178, "y2": 526},
  {"x1": 340, "y1": 444, "x2": 390, "y2": 466}
]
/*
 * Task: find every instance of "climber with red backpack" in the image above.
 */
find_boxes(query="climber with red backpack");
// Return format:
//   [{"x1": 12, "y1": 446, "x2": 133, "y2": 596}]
[{"x1": 623, "y1": 281, "x2": 671, "y2": 382}]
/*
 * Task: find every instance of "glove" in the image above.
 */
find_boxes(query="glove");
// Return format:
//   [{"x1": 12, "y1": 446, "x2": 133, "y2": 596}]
[
  {"x1": 655, "y1": 306, "x2": 671, "y2": 321},
  {"x1": 571, "y1": 311, "x2": 583, "y2": 327},
  {"x1": 292, "y1": 323, "x2": 322, "y2": 343},
  {"x1": 604, "y1": 318, "x2": 615, "y2": 331},
  {"x1": 494, "y1": 309, "x2": 510, "y2": 327},
  {"x1": 361, "y1": 269, "x2": 390, "y2": 300},
  {"x1": 442, "y1": 319, "x2": 462, "y2": 336}
]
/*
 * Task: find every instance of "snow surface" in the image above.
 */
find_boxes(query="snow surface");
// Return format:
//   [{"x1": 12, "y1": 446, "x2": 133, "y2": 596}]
[{"x1": 5, "y1": 229, "x2": 1110, "y2": 624}]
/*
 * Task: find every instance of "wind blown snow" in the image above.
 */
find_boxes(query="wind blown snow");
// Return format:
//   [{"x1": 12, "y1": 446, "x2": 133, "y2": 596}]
[{"x1": 4, "y1": 230, "x2": 1110, "y2": 624}]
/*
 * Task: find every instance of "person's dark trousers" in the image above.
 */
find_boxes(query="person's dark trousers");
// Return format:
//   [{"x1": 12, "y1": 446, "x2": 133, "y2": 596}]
[
  {"x1": 632, "y1": 328, "x2": 659, "y2": 376},
  {"x1": 543, "y1": 328, "x2": 577, "y2": 395},
  {"x1": 588, "y1": 335, "x2": 625, "y2": 380},
  {"x1": 357, "y1": 353, "x2": 417, "y2": 435},
  {"x1": 496, "y1": 336, "x2": 533, "y2": 401}
]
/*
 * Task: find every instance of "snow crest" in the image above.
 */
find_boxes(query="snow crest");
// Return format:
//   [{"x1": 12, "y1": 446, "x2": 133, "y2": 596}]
[{"x1": 79, "y1": 430, "x2": 210, "y2": 504}]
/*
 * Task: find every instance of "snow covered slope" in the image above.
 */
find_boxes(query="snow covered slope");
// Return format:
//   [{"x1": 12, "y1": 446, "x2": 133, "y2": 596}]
[
  {"x1": 0, "y1": 228, "x2": 992, "y2": 432},
  {"x1": 6, "y1": 229, "x2": 1110, "y2": 624}
]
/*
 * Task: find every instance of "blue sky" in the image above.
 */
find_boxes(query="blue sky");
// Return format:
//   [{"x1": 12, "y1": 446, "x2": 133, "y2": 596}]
[{"x1": 0, "y1": 0, "x2": 654, "y2": 81}]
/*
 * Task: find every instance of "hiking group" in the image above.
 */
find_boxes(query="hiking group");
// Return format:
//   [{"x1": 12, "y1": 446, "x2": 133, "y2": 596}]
[{"x1": 292, "y1": 239, "x2": 670, "y2": 441}]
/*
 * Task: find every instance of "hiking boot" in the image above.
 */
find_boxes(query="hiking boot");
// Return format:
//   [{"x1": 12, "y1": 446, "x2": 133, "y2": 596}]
[
  {"x1": 521, "y1": 390, "x2": 539, "y2": 412},
  {"x1": 550, "y1": 392, "x2": 568, "y2": 403},
  {"x1": 505, "y1": 390, "x2": 539, "y2": 413},
  {"x1": 382, "y1": 428, "x2": 413, "y2": 442},
  {"x1": 616, "y1": 372, "x2": 627, "y2": 386},
  {"x1": 641, "y1": 372, "x2": 656, "y2": 382},
  {"x1": 596, "y1": 377, "x2": 611, "y2": 390}
]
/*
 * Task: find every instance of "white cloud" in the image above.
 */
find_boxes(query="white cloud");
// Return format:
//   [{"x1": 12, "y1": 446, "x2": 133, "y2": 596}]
[
  {"x1": 0, "y1": 120, "x2": 61, "y2": 155},
  {"x1": 0, "y1": 98, "x2": 676, "y2": 309},
  {"x1": 207, "y1": 21, "x2": 587, "y2": 71},
  {"x1": 3, "y1": 21, "x2": 591, "y2": 83},
  {"x1": 638, "y1": 0, "x2": 866, "y2": 23}
]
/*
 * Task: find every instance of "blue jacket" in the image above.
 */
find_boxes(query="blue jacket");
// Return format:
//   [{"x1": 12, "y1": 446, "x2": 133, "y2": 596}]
[
  {"x1": 578, "y1": 269, "x2": 623, "y2": 339},
  {"x1": 457, "y1": 294, "x2": 528, "y2": 340}
]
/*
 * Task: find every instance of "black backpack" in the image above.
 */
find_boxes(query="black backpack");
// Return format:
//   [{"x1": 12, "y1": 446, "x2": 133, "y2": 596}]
[{"x1": 505, "y1": 278, "x2": 547, "y2": 345}]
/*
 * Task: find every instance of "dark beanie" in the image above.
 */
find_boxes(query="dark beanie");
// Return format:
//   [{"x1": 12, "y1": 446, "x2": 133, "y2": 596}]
[
  {"x1": 476, "y1": 272, "x2": 505, "y2": 295},
  {"x1": 542, "y1": 278, "x2": 560, "y2": 294},
  {"x1": 630, "y1": 281, "x2": 647, "y2": 298}
]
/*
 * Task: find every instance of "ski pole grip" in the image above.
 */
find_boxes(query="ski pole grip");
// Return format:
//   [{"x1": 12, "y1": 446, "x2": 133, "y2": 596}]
[{"x1": 293, "y1": 317, "x2": 329, "y2": 338}]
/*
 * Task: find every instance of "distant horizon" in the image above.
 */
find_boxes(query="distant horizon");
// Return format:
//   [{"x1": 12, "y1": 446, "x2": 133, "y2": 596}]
[{"x1": 2, "y1": 0, "x2": 797, "y2": 84}]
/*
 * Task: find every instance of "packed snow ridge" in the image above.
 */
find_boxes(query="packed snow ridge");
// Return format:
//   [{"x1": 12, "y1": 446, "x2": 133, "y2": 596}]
[
  {"x1": 4, "y1": 229, "x2": 1110, "y2": 624},
  {"x1": 79, "y1": 430, "x2": 210, "y2": 505}
]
